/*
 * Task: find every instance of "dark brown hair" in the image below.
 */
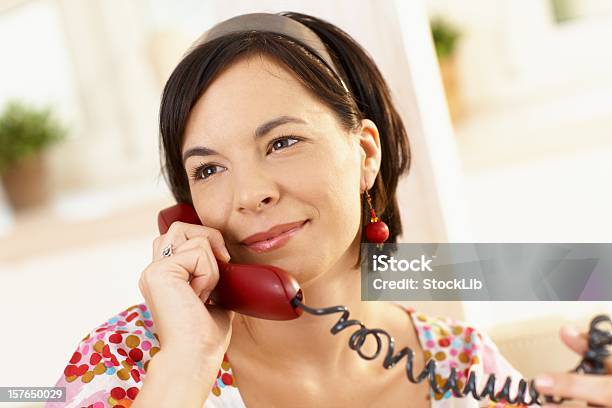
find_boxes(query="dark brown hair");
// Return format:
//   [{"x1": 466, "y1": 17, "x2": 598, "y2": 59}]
[{"x1": 159, "y1": 11, "x2": 411, "y2": 264}]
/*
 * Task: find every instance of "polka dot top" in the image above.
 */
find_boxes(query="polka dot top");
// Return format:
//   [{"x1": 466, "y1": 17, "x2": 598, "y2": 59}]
[{"x1": 44, "y1": 303, "x2": 539, "y2": 408}]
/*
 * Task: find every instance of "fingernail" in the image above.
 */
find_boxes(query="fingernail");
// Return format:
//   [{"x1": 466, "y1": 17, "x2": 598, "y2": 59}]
[
  {"x1": 564, "y1": 326, "x2": 579, "y2": 337},
  {"x1": 222, "y1": 247, "x2": 231, "y2": 262},
  {"x1": 535, "y1": 375, "x2": 554, "y2": 388}
]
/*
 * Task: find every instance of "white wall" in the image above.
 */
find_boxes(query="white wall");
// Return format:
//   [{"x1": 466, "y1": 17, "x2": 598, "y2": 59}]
[{"x1": 425, "y1": 0, "x2": 612, "y2": 329}]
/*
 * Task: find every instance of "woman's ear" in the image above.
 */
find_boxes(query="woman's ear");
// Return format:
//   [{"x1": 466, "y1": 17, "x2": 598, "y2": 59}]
[{"x1": 358, "y1": 119, "x2": 382, "y2": 192}]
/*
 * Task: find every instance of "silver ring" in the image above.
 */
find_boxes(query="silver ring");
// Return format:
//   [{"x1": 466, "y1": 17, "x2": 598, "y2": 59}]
[{"x1": 161, "y1": 243, "x2": 173, "y2": 257}]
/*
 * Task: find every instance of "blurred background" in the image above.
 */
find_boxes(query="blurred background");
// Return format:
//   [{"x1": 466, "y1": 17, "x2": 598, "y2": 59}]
[{"x1": 1, "y1": 0, "x2": 611, "y2": 399}]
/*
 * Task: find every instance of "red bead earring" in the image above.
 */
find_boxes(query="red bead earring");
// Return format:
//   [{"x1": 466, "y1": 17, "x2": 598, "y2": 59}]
[{"x1": 364, "y1": 189, "x2": 389, "y2": 247}]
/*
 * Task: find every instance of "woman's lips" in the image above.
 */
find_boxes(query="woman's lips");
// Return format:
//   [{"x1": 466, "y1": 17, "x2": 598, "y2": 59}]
[{"x1": 241, "y1": 220, "x2": 308, "y2": 253}]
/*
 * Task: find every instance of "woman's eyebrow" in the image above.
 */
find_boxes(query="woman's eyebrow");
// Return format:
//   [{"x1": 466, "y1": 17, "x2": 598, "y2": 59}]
[
  {"x1": 182, "y1": 115, "x2": 307, "y2": 163},
  {"x1": 254, "y1": 115, "x2": 306, "y2": 138}
]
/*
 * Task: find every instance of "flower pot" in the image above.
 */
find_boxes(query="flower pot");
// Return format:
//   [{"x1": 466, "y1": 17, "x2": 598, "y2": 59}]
[{"x1": 1, "y1": 152, "x2": 51, "y2": 211}]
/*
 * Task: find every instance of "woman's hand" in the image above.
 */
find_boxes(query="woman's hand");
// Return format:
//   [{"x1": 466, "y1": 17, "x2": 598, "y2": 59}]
[
  {"x1": 139, "y1": 221, "x2": 235, "y2": 361},
  {"x1": 534, "y1": 325, "x2": 612, "y2": 408}
]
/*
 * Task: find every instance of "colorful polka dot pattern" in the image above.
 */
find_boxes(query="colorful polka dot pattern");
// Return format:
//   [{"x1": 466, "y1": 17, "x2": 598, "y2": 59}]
[
  {"x1": 45, "y1": 303, "x2": 244, "y2": 408},
  {"x1": 407, "y1": 306, "x2": 537, "y2": 408},
  {"x1": 211, "y1": 352, "x2": 239, "y2": 397},
  {"x1": 46, "y1": 304, "x2": 159, "y2": 408},
  {"x1": 47, "y1": 303, "x2": 537, "y2": 408}
]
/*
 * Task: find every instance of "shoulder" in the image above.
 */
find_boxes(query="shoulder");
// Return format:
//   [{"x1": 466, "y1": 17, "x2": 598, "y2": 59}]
[
  {"x1": 45, "y1": 303, "x2": 159, "y2": 408},
  {"x1": 407, "y1": 308, "x2": 537, "y2": 408}
]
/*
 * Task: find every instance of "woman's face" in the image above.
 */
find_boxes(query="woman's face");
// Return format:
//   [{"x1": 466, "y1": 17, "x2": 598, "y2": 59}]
[{"x1": 181, "y1": 54, "x2": 380, "y2": 283}]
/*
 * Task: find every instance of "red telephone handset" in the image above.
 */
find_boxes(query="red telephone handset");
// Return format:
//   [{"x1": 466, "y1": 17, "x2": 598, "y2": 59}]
[{"x1": 157, "y1": 203, "x2": 304, "y2": 320}]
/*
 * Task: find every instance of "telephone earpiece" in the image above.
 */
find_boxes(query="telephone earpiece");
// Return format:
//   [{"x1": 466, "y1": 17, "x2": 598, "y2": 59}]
[{"x1": 157, "y1": 203, "x2": 303, "y2": 320}]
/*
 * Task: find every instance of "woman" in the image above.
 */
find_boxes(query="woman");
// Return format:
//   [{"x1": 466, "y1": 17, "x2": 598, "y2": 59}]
[{"x1": 46, "y1": 11, "x2": 611, "y2": 408}]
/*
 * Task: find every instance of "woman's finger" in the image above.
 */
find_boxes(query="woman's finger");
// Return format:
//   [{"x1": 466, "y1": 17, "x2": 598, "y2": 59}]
[
  {"x1": 152, "y1": 234, "x2": 187, "y2": 262},
  {"x1": 535, "y1": 372, "x2": 612, "y2": 407},
  {"x1": 152, "y1": 221, "x2": 231, "y2": 262},
  {"x1": 168, "y1": 221, "x2": 231, "y2": 261},
  {"x1": 170, "y1": 236, "x2": 224, "y2": 302},
  {"x1": 173, "y1": 236, "x2": 230, "y2": 262},
  {"x1": 188, "y1": 239, "x2": 220, "y2": 301},
  {"x1": 559, "y1": 325, "x2": 612, "y2": 373},
  {"x1": 559, "y1": 325, "x2": 588, "y2": 355}
]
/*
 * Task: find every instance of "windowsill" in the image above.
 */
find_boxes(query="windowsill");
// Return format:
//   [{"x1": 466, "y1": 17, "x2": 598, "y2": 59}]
[{"x1": 0, "y1": 183, "x2": 175, "y2": 264}]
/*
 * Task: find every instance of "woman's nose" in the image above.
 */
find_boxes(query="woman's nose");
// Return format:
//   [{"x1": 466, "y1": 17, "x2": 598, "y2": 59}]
[{"x1": 234, "y1": 166, "x2": 279, "y2": 213}]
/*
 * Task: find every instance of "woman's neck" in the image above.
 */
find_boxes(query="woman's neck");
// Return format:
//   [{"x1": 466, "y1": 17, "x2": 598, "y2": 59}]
[{"x1": 225, "y1": 244, "x2": 415, "y2": 379}]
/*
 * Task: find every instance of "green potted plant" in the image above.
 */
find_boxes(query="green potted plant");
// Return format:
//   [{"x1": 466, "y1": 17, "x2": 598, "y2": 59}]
[
  {"x1": 0, "y1": 100, "x2": 68, "y2": 211},
  {"x1": 430, "y1": 17, "x2": 462, "y2": 121}
]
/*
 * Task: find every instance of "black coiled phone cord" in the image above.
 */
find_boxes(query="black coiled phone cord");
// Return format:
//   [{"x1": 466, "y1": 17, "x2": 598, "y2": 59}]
[{"x1": 290, "y1": 298, "x2": 611, "y2": 406}]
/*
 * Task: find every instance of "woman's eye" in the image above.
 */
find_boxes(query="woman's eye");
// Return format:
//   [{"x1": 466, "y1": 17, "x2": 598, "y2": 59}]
[
  {"x1": 269, "y1": 136, "x2": 300, "y2": 153},
  {"x1": 190, "y1": 164, "x2": 225, "y2": 181}
]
